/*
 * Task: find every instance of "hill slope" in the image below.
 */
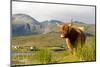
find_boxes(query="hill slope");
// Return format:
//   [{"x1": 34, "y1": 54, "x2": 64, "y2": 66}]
[{"x1": 12, "y1": 14, "x2": 41, "y2": 36}]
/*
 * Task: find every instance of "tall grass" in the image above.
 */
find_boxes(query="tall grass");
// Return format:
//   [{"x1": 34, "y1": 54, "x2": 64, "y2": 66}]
[
  {"x1": 37, "y1": 49, "x2": 52, "y2": 64},
  {"x1": 76, "y1": 37, "x2": 96, "y2": 61}
]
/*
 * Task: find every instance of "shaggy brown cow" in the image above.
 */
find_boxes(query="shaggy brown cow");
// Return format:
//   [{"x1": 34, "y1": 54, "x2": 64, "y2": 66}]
[{"x1": 57, "y1": 23, "x2": 86, "y2": 54}]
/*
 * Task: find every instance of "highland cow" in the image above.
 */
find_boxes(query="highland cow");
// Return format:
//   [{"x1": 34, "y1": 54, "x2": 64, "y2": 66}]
[{"x1": 57, "y1": 23, "x2": 86, "y2": 54}]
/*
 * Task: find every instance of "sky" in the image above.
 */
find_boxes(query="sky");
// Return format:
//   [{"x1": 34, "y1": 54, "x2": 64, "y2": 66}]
[{"x1": 12, "y1": 1, "x2": 95, "y2": 24}]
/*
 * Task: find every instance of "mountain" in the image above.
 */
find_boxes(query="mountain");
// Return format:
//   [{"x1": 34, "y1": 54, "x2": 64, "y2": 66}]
[
  {"x1": 41, "y1": 20, "x2": 95, "y2": 35},
  {"x1": 12, "y1": 13, "x2": 95, "y2": 36},
  {"x1": 41, "y1": 20, "x2": 62, "y2": 34},
  {"x1": 12, "y1": 14, "x2": 41, "y2": 36}
]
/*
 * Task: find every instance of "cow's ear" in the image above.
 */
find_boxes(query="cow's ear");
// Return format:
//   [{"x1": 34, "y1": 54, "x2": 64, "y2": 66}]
[
  {"x1": 68, "y1": 23, "x2": 72, "y2": 26},
  {"x1": 56, "y1": 23, "x2": 63, "y2": 28}
]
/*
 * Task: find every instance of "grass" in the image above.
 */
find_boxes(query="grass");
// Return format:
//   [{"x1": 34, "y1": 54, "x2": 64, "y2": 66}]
[
  {"x1": 76, "y1": 37, "x2": 96, "y2": 61},
  {"x1": 12, "y1": 32, "x2": 96, "y2": 65},
  {"x1": 37, "y1": 49, "x2": 52, "y2": 64}
]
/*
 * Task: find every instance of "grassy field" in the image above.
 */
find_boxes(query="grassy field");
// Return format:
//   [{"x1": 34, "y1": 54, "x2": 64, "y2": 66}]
[{"x1": 11, "y1": 32, "x2": 96, "y2": 66}]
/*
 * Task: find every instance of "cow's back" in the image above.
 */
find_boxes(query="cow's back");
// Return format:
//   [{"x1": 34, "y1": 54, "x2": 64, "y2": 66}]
[{"x1": 68, "y1": 27, "x2": 86, "y2": 47}]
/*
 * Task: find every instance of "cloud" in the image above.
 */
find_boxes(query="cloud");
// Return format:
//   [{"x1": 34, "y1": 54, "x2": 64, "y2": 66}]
[{"x1": 12, "y1": 1, "x2": 95, "y2": 24}]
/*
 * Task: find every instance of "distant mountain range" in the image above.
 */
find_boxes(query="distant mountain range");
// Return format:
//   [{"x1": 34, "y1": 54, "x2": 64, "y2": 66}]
[
  {"x1": 12, "y1": 14, "x2": 95, "y2": 36},
  {"x1": 12, "y1": 14, "x2": 41, "y2": 36}
]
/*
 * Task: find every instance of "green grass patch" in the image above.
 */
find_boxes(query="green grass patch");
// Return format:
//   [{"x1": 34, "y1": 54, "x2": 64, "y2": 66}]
[{"x1": 12, "y1": 33, "x2": 96, "y2": 65}]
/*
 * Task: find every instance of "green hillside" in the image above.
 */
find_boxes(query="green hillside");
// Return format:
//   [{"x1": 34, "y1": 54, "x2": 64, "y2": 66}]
[{"x1": 12, "y1": 32, "x2": 96, "y2": 66}]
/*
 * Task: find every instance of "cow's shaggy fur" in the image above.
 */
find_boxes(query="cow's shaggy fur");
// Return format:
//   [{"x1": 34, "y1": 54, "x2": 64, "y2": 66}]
[{"x1": 59, "y1": 23, "x2": 86, "y2": 54}]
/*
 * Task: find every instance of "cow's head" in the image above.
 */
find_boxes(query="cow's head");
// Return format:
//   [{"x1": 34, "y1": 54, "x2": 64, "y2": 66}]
[
  {"x1": 57, "y1": 23, "x2": 85, "y2": 38},
  {"x1": 57, "y1": 23, "x2": 72, "y2": 38}
]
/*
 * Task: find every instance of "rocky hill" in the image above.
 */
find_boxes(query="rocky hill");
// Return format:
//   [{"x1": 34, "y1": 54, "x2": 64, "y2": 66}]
[{"x1": 12, "y1": 14, "x2": 41, "y2": 36}]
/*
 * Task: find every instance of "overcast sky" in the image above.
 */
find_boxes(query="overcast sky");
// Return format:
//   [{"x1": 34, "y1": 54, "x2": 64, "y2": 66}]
[{"x1": 12, "y1": 1, "x2": 95, "y2": 24}]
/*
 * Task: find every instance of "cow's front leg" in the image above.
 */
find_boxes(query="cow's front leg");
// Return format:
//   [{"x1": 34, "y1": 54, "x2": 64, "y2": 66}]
[{"x1": 65, "y1": 38, "x2": 73, "y2": 54}]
